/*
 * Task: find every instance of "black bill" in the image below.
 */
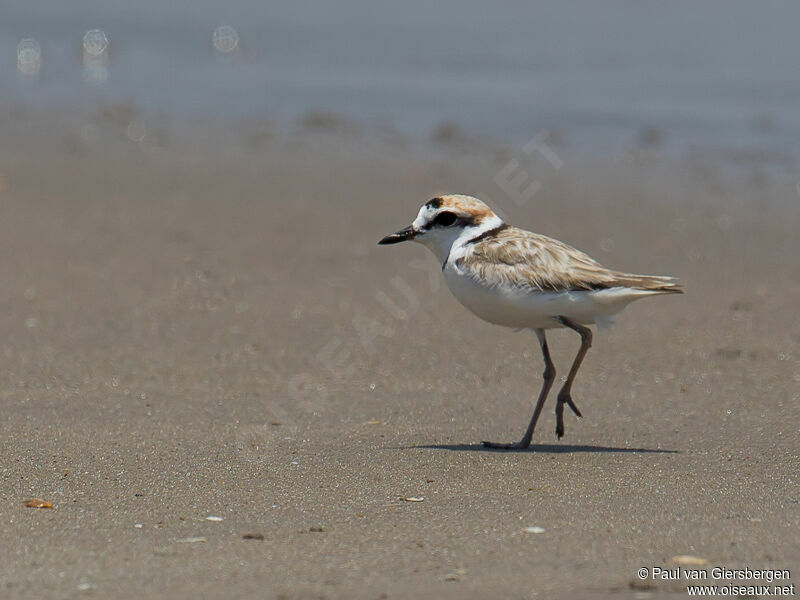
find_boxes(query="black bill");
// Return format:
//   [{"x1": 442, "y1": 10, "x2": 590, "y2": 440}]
[{"x1": 378, "y1": 225, "x2": 417, "y2": 245}]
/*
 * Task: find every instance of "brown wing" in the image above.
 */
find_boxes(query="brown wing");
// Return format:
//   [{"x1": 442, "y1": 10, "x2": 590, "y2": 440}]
[{"x1": 458, "y1": 227, "x2": 682, "y2": 293}]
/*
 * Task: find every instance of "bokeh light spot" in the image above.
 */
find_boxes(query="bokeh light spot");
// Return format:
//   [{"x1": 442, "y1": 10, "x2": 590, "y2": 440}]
[
  {"x1": 126, "y1": 120, "x2": 147, "y2": 143},
  {"x1": 82, "y1": 29, "x2": 110, "y2": 85},
  {"x1": 83, "y1": 29, "x2": 109, "y2": 56},
  {"x1": 17, "y1": 39, "x2": 42, "y2": 77},
  {"x1": 213, "y1": 25, "x2": 239, "y2": 54}
]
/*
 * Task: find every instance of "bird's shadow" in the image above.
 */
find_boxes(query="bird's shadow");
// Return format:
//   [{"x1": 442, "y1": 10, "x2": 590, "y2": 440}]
[{"x1": 410, "y1": 442, "x2": 679, "y2": 454}]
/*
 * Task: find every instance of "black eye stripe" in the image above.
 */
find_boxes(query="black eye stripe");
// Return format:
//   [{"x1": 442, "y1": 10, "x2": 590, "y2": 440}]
[
  {"x1": 433, "y1": 211, "x2": 458, "y2": 227},
  {"x1": 426, "y1": 197, "x2": 443, "y2": 209}
]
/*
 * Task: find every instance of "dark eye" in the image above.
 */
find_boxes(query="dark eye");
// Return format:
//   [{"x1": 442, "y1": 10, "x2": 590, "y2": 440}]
[{"x1": 433, "y1": 211, "x2": 457, "y2": 227}]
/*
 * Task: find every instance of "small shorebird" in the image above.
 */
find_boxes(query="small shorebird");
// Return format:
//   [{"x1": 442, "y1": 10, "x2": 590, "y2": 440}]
[{"x1": 378, "y1": 194, "x2": 682, "y2": 449}]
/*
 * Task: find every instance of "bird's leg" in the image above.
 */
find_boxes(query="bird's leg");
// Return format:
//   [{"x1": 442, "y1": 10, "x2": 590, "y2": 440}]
[
  {"x1": 483, "y1": 329, "x2": 555, "y2": 450},
  {"x1": 553, "y1": 316, "x2": 592, "y2": 439}
]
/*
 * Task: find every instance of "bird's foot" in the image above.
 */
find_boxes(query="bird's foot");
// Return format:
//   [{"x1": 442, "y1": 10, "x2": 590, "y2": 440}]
[
  {"x1": 481, "y1": 439, "x2": 531, "y2": 450},
  {"x1": 555, "y1": 392, "x2": 583, "y2": 440},
  {"x1": 560, "y1": 393, "x2": 583, "y2": 418}
]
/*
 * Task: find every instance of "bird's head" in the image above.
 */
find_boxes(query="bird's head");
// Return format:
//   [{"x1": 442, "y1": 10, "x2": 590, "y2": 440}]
[{"x1": 378, "y1": 194, "x2": 502, "y2": 263}]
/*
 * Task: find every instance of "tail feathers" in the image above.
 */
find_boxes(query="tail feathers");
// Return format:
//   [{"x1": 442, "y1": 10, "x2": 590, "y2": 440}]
[{"x1": 612, "y1": 273, "x2": 684, "y2": 294}]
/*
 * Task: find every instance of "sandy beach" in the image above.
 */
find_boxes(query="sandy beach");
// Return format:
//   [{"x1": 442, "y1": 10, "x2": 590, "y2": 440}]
[{"x1": 0, "y1": 107, "x2": 797, "y2": 599}]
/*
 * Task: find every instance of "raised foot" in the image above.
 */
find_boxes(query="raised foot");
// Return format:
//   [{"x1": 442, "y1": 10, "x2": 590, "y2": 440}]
[
  {"x1": 555, "y1": 393, "x2": 583, "y2": 440},
  {"x1": 555, "y1": 420, "x2": 565, "y2": 440},
  {"x1": 482, "y1": 440, "x2": 531, "y2": 450},
  {"x1": 560, "y1": 393, "x2": 583, "y2": 418}
]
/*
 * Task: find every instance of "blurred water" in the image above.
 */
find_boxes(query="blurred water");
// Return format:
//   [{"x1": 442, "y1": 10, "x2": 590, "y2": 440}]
[{"x1": 2, "y1": 0, "x2": 800, "y2": 159}]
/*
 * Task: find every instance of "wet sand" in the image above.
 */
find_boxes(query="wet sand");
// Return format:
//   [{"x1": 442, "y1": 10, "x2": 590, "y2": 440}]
[{"x1": 0, "y1": 108, "x2": 797, "y2": 599}]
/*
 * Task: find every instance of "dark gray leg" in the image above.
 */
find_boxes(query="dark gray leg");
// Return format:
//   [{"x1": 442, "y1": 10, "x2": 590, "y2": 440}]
[
  {"x1": 553, "y1": 316, "x2": 592, "y2": 439},
  {"x1": 483, "y1": 329, "x2": 556, "y2": 450}
]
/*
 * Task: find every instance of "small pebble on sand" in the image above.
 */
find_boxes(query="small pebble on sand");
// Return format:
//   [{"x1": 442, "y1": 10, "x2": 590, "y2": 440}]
[
  {"x1": 21, "y1": 498, "x2": 52, "y2": 509},
  {"x1": 671, "y1": 555, "x2": 709, "y2": 566},
  {"x1": 523, "y1": 526, "x2": 546, "y2": 534}
]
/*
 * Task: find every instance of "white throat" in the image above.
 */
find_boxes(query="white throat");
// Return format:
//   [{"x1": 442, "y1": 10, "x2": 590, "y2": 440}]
[{"x1": 414, "y1": 214, "x2": 504, "y2": 266}]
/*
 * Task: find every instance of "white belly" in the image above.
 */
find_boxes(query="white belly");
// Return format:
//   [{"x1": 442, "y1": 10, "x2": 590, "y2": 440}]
[{"x1": 443, "y1": 266, "x2": 656, "y2": 330}]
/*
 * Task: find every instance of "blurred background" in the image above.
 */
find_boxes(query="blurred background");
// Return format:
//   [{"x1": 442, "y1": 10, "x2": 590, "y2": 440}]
[
  {"x1": 2, "y1": 3, "x2": 799, "y2": 599},
  {"x1": 3, "y1": 0, "x2": 800, "y2": 166}
]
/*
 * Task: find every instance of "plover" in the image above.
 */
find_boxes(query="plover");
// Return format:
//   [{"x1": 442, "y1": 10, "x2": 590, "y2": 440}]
[{"x1": 378, "y1": 194, "x2": 682, "y2": 449}]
